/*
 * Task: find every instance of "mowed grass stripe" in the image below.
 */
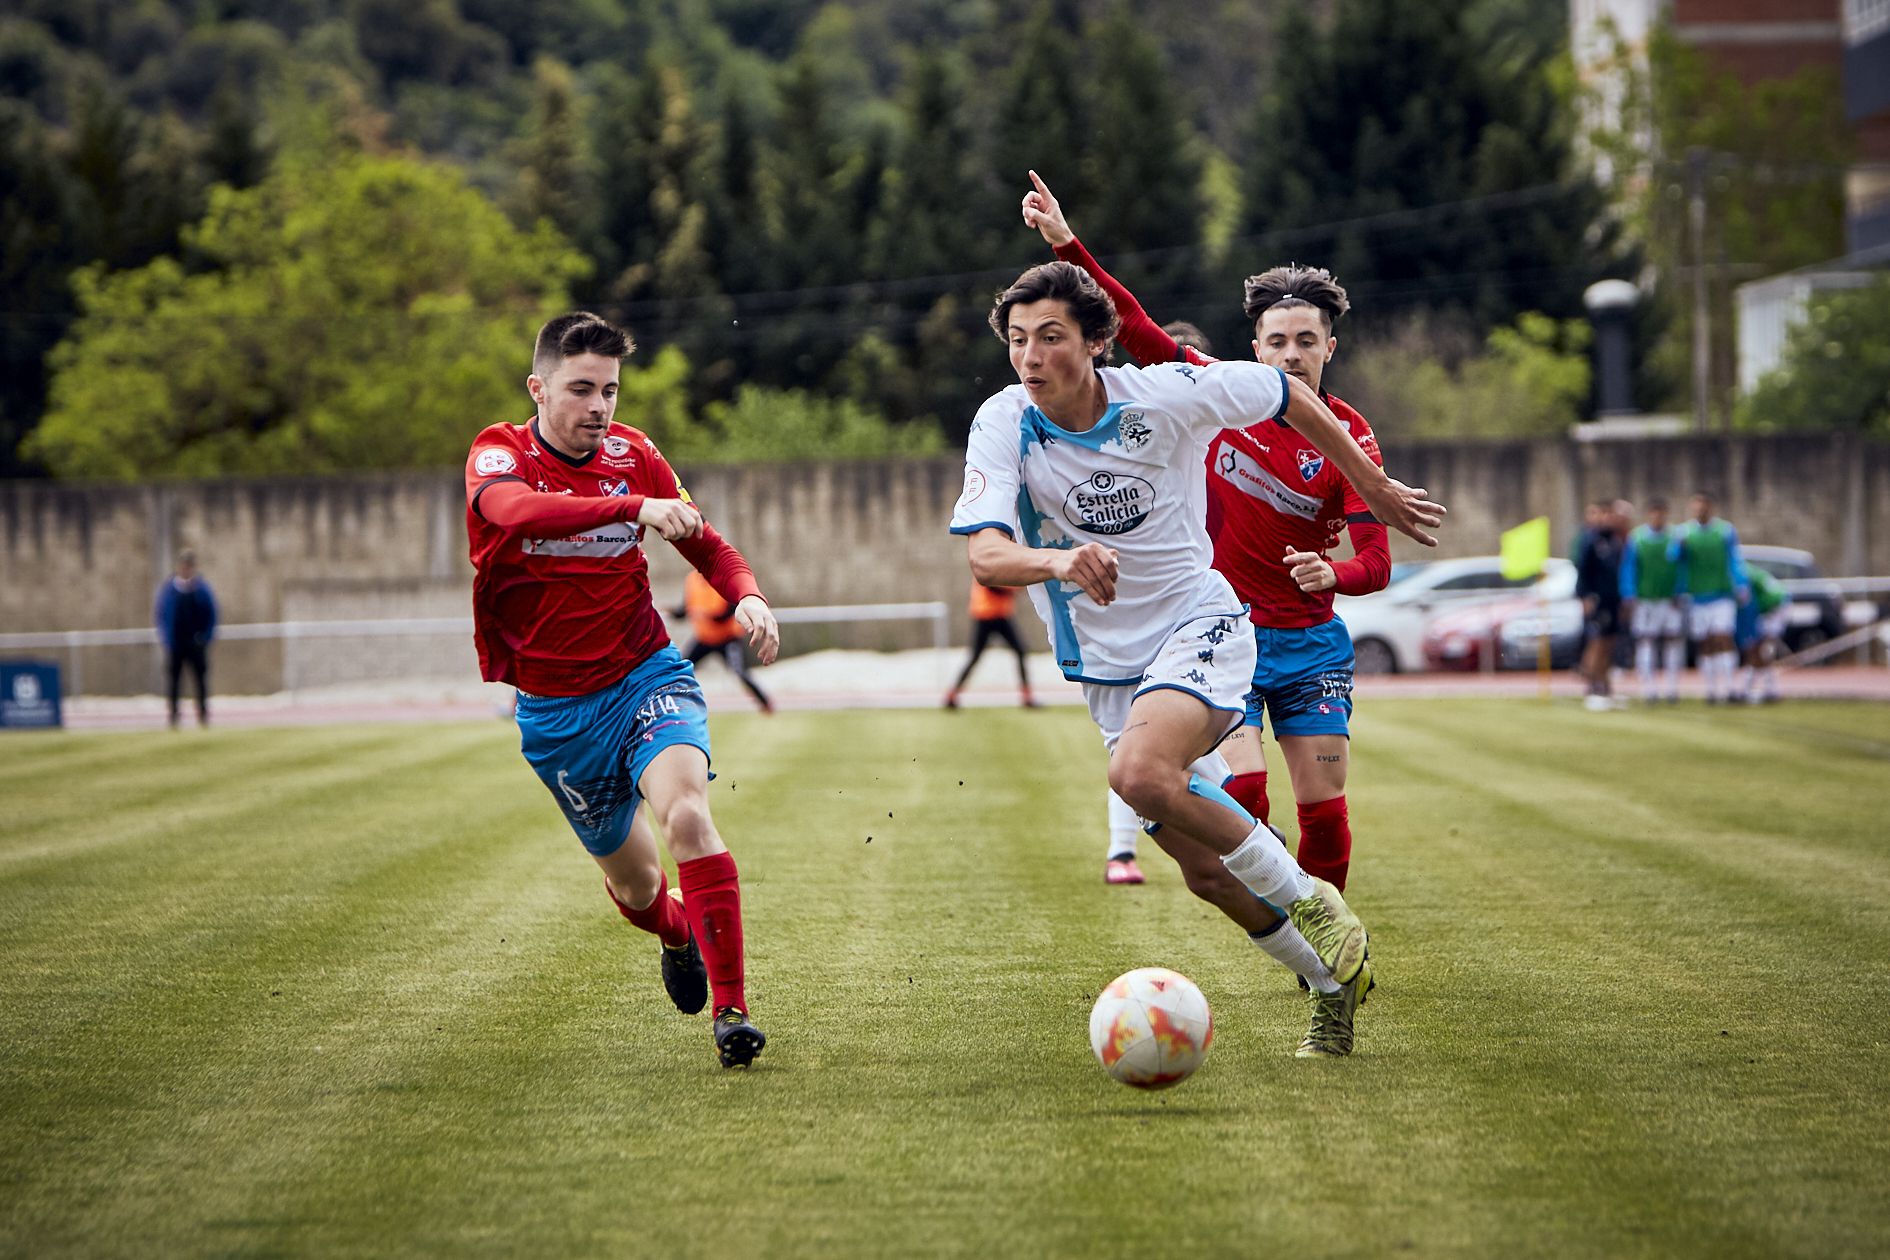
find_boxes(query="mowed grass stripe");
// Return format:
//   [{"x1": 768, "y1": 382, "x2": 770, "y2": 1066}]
[
  {"x1": 1348, "y1": 701, "x2": 1890, "y2": 1255},
  {"x1": 2, "y1": 703, "x2": 1887, "y2": 1258}
]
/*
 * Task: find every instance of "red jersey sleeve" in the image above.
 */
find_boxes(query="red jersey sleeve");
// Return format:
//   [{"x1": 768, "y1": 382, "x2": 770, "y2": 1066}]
[
  {"x1": 465, "y1": 435, "x2": 646, "y2": 537},
  {"x1": 1052, "y1": 237, "x2": 1215, "y2": 368},
  {"x1": 640, "y1": 439, "x2": 764, "y2": 608}
]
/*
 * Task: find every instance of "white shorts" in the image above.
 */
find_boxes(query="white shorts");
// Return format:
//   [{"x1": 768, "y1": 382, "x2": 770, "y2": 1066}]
[
  {"x1": 1758, "y1": 609, "x2": 1790, "y2": 642},
  {"x1": 1630, "y1": 599, "x2": 1684, "y2": 640},
  {"x1": 1083, "y1": 603, "x2": 1255, "y2": 758},
  {"x1": 1688, "y1": 598, "x2": 1738, "y2": 641}
]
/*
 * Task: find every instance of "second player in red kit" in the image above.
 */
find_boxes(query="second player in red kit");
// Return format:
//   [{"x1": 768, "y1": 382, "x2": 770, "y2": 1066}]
[{"x1": 466, "y1": 311, "x2": 778, "y2": 1068}]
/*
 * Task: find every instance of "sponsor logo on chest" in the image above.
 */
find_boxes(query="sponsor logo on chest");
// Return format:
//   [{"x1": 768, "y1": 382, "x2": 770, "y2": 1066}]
[
  {"x1": 1214, "y1": 444, "x2": 1323, "y2": 520},
  {"x1": 1064, "y1": 471, "x2": 1155, "y2": 535}
]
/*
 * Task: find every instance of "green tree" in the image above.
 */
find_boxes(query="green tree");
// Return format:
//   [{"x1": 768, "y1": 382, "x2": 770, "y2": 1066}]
[
  {"x1": 1079, "y1": 4, "x2": 1204, "y2": 300},
  {"x1": 1738, "y1": 277, "x2": 1890, "y2": 435},
  {"x1": 668, "y1": 384, "x2": 945, "y2": 462},
  {"x1": 1344, "y1": 312, "x2": 1592, "y2": 438},
  {"x1": 1588, "y1": 27, "x2": 1849, "y2": 420},
  {"x1": 24, "y1": 153, "x2": 597, "y2": 478},
  {"x1": 509, "y1": 54, "x2": 592, "y2": 250},
  {"x1": 1241, "y1": 1, "x2": 1613, "y2": 337}
]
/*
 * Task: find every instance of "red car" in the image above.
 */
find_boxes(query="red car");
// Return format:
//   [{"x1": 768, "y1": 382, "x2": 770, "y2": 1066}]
[{"x1": 1421, "y1": 568, "x2": 1579, "y2": 672}]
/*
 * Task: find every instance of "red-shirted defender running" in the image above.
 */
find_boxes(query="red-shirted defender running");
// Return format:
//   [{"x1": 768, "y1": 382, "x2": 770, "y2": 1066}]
[{"x1": 465, "y1": 311, "x2": 779, "y2": 1068}]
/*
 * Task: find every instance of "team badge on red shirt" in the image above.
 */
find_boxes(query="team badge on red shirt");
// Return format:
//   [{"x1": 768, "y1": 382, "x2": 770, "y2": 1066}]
[{"x1": 1296, "y1": 449, "x2": 1324, "y2": 482}]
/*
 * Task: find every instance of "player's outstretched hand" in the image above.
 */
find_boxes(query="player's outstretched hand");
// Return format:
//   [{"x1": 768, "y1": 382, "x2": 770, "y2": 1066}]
[
  {"x1": 1284, "y1": 549, "x2": 1337, "y2": 594},
  {"x1": 1361, "y1": 477, "x2": 1447, "y2": 548},
  {"x1": 733, "y1": 595, "x2": 779, "y2": 666},
  {"x1": 638, "y1": 498, "x2": 703, "y2": 542},
  {"x1": 1057, "y1": 541, "x2": 1119, "y2": 605},
  {"x1": 1022, "y1": 170, "x2": 1074, "y2": 248}
]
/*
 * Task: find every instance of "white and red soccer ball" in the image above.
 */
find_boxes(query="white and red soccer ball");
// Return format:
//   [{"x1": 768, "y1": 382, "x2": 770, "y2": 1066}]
[{"x1": 1088, "y1": 967, "x2": 1213, "y2": 1089}]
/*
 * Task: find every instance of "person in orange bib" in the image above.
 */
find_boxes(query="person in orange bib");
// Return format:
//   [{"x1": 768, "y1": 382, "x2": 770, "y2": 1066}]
[
  {"x1": 944, "y1": 580, "x2": 1036, "y2": 709},
  {"x1": 677, "y1": 569, "x2": 775, "y2": 714}
]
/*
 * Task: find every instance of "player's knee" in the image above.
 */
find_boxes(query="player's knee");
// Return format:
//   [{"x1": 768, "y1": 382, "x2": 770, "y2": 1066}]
[
  {"x1": 609, "y1": 864, "x2": 663, "y2": 910},
  {"x1": 1108, "y1": 757, "x2": 1170, "y2": 819},
  {"x1": 656, "y1": 796, "x2": 718, "y2": 858}
]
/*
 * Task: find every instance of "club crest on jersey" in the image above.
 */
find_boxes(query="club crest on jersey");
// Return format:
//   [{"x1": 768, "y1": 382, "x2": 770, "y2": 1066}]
[
  {"x1": 1118, "y1": 412, "x2": 1152, "y2": 451},
  {"x1": 474, "y1": 448, "x2": 516, "y2": 476},
  {"x1": 600, "y1": 434, "x2": 637, "y2": 466},
  {"x1": 1297, "y1": 449, "x2": 1324, "y2": 482},
  {"x1": 598, "y1": 479, "x2": 630, "y2": 497},
  {"x1": 1064, "y1": 470, "x2": 1154, "y2": 536}
]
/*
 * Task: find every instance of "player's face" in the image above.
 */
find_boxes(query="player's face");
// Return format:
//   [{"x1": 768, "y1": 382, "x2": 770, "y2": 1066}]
[
  {"x1": 1252, "y1": 308, "x2": 1336, "y2": 392},
  {"x1": 1691, "y1": 495, "x2": 1712, "y2": 524},
  {"x1": 1008, "y1": 299, "x2": 1103, "y2": 421},
  {"x1": 1647, "y1": 505, "x2": 1667, "y2": 529},
  {"x1": 528, "y1": 352, "x2": 621, "y2": 458}
]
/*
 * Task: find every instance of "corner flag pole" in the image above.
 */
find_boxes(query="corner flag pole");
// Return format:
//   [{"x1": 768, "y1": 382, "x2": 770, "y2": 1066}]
[{"x1": 1500, "y1": 516, "x2": 1552, "y2": 702}]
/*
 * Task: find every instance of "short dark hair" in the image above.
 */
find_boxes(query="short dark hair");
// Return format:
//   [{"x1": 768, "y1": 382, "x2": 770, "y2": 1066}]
[
  {"x1": 1243, "y1": 264, "x2": 1350, "y2": 330},
  {"x1": 1161, "y1": 321, "x2": 1213, "y2": 355},
  {"x1": 1691, "y1": 490, "x2": 1716, "y2": 504},
  {"x1": 1646, "y1": 496, "x2": 1668, "y2": 511},
  {"x1": 533, "y1": 311, "x2": 634, "y2": 378},
  {"x1": 988, "y1": 262, "x2": 1119, "y2": 360}
]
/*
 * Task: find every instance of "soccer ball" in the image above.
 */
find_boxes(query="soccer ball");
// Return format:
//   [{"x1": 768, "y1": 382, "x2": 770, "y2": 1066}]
[{"x1": 1088, "y1": 967, "x2": 1213, "y2": 1089}]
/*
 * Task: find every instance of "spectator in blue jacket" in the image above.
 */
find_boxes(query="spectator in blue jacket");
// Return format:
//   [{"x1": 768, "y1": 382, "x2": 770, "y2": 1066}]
[{"x1": 154, "y1": 550, "x2": 218, "y2": 727}]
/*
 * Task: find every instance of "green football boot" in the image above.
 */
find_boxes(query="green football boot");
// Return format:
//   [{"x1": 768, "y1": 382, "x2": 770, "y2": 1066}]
[
  {"x1": 1287, "y1": 877, "x2": 1368, "y2": 986},
  {"x1": 1297, "y1": 958, "x2": 1372, "y2": 1058}
]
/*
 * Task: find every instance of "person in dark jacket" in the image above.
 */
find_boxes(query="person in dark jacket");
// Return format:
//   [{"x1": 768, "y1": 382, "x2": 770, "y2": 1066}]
[
  {"x1": 1573, "y1": 501, "x2": 1626, "y2": 711},
  {"x1": 154, "y1": 549, "x2": 218, "y2": 727}
]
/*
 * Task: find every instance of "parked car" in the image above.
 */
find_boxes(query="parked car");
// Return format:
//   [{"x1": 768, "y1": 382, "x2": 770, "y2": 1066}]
[
  {"x1": 1424, "y1": 567, "x2": 1581, "y2": 671},
  {"x1": 1336, "y1": 556, "x2": 1575, "y2": 674}
]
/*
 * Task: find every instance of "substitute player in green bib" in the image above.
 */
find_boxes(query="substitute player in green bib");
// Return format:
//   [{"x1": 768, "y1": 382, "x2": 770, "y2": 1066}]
[
  {"x1": 1670, "y1": 492, "x2": 1750, "y2": 705},
  {"x1": 1620, "y1": 498, "x2": 1684, "y2": 704}
]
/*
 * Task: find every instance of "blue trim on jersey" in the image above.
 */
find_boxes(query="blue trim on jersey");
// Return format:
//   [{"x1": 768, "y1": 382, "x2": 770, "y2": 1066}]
[
  {"x1": 949, "y1": 520, "x2": 1014, "y2": 538},
  {"x1": 1270, "y1": 365, "x2": 1291, "y2": 420},
  {"x1": 1021, "y1": 401, "x2": 1128, "y2": 452},
  {"x1": 1016, "y1": 420, "x2": 1086, "y2": 678},
  {"x1": 1134, "y1": 681, "x2": 1244, "y2": 715}
]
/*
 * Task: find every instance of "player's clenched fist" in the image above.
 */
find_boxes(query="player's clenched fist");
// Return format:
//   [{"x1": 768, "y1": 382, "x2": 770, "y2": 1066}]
[
  {"x1": 1284, "y1": 549, "x2": 1336, "y2": 594},
  {"x1": 637, "y1": 498, "x2": 702, "y2": 541},
  {"x1": 1057, "y1": 542, "x2": 1120, "y2": 606},
  {"x1": 733, "y1": 595, "x2": 780, "y2": 666}
]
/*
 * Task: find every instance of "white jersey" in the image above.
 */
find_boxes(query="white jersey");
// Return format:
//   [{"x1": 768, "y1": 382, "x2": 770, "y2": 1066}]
[{"x1": 950, "y1": 359, "x2": 1290, "y2": 682}]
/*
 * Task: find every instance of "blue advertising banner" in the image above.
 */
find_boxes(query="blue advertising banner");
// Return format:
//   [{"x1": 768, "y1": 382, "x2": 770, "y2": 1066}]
[{"x1": 1, "y1": 661, "x2": 63, "y2": 729}]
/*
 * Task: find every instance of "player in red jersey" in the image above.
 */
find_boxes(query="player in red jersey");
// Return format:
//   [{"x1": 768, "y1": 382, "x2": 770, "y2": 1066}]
[
  {"x1": 1023, "y1": 174, "x2": 1392, "y2": 1055},
  {"x1": 465, "y1": 312, "x2": 779, "y2": 1068}
]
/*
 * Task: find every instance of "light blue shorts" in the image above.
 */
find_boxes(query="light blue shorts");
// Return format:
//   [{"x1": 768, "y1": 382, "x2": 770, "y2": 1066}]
[{"x1": 515, "y1": 646, "x2": 711, "y2": 856}]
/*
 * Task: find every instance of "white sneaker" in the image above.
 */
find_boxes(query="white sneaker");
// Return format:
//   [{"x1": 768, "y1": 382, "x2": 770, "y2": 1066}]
[{"x1": 1583, "y1": 695, "x2": 1611, "y2": 712}]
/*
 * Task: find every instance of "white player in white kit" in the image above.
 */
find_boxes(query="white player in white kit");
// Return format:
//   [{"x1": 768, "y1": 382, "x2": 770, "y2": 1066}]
[{"x1": 951, "y1": 260, "x2": 1446, "y2": 1055}]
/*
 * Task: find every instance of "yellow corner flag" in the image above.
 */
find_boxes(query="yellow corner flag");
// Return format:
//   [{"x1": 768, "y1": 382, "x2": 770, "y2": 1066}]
[{"x1": 1500, "y1": 516, "x2": 1551, "y2": 581}]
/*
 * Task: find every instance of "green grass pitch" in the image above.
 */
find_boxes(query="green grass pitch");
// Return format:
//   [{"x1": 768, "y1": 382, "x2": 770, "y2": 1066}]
[{"x1": 3, "y1": 699, "x2": 1888, "y2": 1257}]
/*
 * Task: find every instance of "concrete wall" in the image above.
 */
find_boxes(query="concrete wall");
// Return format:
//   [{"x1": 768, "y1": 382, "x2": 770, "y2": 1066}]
[{"x1": 4, "y1": 434, "x2": 1886, "y2": 694}]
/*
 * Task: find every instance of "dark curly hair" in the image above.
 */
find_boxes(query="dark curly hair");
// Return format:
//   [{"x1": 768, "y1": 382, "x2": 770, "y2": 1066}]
[
  {"x1": 1242, "y1": 264, "x2": 1350, "y2": 331},
  {"x1": 989, "y1": 262, "x2": 1120, "y2": 364}
]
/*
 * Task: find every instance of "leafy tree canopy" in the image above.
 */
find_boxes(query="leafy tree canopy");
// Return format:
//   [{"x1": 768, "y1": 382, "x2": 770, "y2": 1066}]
[{"x1": 25, "y1": 152, "x2": 589, "y2": 478}]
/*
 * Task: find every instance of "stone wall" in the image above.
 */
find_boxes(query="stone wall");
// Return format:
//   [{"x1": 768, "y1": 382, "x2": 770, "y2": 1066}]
[{"x1": 3, "y1": 434, "x2": 1885, "y2": 694}]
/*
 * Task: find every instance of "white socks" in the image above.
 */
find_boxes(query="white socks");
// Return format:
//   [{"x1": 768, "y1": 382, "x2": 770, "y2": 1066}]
[
  {"x1": 1221, "y1": 820, "x2": 1314, "y2": 910},
  {"x1": 1662, "y1": 640, "x2": 1685, "y2": 698},
  {"x1": 1636, "y1": 639, "x2": 1657, "y2": 700},
  {"x1": 1251, "y1": 919, "x2": 1340, "y2": 993},
  {"x1": 1105, "y1": 789, "x2": 1139, "y2": 860}
]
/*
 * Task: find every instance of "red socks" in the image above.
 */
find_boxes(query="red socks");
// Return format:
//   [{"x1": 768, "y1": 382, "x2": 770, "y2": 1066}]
[
  {"x1": 1226, "y1": 771, "x2": 1270, "y2": 825},
  {"x1": 1296, "y1": 795, "x2": 1352, "y2": 890},
  {"x1": 605, "y1": 872, "x2": 690, "y2": 950},
  {"x1": 678, "y1": 851, "x2": 747, "y2": 1014}
]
